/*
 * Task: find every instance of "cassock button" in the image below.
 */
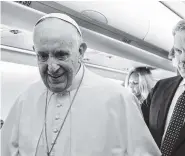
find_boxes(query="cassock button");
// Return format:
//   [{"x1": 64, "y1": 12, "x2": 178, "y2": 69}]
[
  {"x1": 55, "y1": 115, "x2": 60, "y2": 120},
  {"x1": 50, "y1": 151, "x2": 55, "y2": 156},
  {"x1": 51, "y1": 141, "x2": 55, "y2": 146},
  {"x1": 56, "y1": 103, "x2": 62, "y2": 107},
  {"x1": 53, "y1": 128, "x2": 58, "y2": 133}
]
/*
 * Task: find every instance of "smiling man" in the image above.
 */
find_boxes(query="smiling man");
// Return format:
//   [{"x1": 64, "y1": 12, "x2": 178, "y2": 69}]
[
  {"x1": 2, "y1": 13, "x2": 161, "y2": 156},
  {"x1": 142, "y1": 20, "x2": 185, "y2": 156},
  {"x1": 33, "y1": 14, "x2": 85, "y2": 94}
]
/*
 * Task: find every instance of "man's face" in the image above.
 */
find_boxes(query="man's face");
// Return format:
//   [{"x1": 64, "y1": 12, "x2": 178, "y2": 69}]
[
  {"x1": 128, "y1": 72, "x2": 140, "y2": 97},
  {"x1": 173, "y1": 30, "x2": 185, "y2": 78},
  {"x1": 33, "y1": 19, "x2": 83, "y2": 93}
]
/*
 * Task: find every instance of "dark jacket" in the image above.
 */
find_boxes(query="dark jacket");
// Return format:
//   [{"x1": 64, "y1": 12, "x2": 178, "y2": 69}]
[{"x1": 142, "y1": 76, "x2": 185, "y2": 156}]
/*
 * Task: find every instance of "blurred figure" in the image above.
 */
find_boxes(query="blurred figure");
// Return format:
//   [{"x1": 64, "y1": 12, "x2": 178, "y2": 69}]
[
  {"x1": 0, "y1": 119, "x2": 4, "y2": 129},
  {"x1": 125, "y1": 67, "x2": 156, "y2": 105},
  {"x1": 142, "y1": 20, "x2": 185, "y2": 156}
]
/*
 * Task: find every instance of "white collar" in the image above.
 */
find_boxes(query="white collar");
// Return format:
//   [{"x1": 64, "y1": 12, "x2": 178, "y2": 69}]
[
  {"x1": 180, "y1": 78, "x2": 185, "y2": 86},
  {"x1": 67, "y1": 64, "x2": 84, "y2": 92}
]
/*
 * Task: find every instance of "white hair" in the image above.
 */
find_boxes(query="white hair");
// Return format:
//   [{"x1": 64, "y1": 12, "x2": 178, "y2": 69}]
[{"x1": 169, "y1": 20, "x2": 185, "y2": 59}]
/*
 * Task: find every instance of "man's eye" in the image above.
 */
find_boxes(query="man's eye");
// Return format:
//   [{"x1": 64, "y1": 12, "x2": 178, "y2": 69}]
[
  {"x1": 55, "y1": 52, "x2": 68, "y2": 60},
  {"x1": 133, "y1": 82, "x2": 139, "y2": 85},
  {"x1": 37, "y1": 53, "x2": 49, "y2": 61},
  {"x1": 174, "y1": 49, "x2": 182, "y2": 55}
]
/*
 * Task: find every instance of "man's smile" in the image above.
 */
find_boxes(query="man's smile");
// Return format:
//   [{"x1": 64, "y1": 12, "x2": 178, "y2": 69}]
[{"x1": 48, "y1": 72, "x2": 67, "y2": 83}]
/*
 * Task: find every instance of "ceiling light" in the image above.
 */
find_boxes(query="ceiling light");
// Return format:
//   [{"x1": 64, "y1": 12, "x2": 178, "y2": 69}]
[
  {"x1": 81, "y1": 10, "x2": 108, "y2": 24},
  {"x1": 9, "y1": 29, "x2": 22, "y2": 34}
]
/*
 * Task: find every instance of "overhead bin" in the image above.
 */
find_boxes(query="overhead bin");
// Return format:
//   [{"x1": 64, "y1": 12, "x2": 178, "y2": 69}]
[
  {"x1": 1, "y1": 1, "x2": 45, "y2": 32},
  {"x1": 143, "y1": 2, "x2": 181, "y2": 51},
  {"x1": 58, "y1": 1, "x2": 181, "y2": 52},
  {"x1": 81, "y1": 27, "x2": 173, "y2": 71},
  {"x1": 1, "y1": 1, "x2": 175, "y2": 72},
  {"x1": 59, "y1": 1, "x2": 149, "y2": 40},
  {"x1": 161, "y1": 1, "x2": 185, "y2": 19}
]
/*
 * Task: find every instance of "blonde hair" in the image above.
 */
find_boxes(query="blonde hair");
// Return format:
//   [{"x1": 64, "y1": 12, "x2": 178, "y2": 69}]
[{"x1": 125, "y1": 67, "x2": 156, "y2": 101}]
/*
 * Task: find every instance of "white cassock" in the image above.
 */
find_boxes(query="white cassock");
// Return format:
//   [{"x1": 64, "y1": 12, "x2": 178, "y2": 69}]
[{"x1": 1, "y1": 65, "x2": 161, "y2": 156}]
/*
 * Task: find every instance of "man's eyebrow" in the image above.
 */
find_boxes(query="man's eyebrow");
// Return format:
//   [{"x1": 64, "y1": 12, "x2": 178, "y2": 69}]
[
  {"x1": 55, "y1": 50, "x2": 70, "y2": 54},
  {"x1": 173, "y1": 47, "x2": 185, "y2": 51},
  {"x1": 37, "y1": 51, "x2": 49, "y2": 54}
]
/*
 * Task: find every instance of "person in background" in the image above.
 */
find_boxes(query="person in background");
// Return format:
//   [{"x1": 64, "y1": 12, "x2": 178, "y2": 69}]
[
  {"x1": 125, "y1": 67, "x2": 156, "y2": 105},
  {"x1": 0, "y1": 119, "x2": 4, "y2": 129},
  {"x1": 142, "y1": 20, "x2": 185, "y2": 156},
  {"x1": 1, "y1": 13, "x2": 161, "y2": 156}
]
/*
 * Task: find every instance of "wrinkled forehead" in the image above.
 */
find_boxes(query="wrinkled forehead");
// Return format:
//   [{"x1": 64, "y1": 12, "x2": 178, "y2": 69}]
[
  {"x1": 33, "y1": 18, "x2": 79, "y2": 46},
  {"x1": 174, "y1": 30, "x2": 185, "y2": 49}
]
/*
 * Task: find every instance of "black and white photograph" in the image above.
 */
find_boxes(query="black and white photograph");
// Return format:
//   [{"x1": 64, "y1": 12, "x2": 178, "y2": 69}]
[{"x1": 1, "y1": 1, "x2": 185, "y2": 156}]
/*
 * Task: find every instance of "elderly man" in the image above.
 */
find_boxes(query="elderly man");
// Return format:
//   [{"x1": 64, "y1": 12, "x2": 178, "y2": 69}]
[
  {"x1": 142, "y1": 20, "x2": 185, "y2": 156},
  {"x1": 2, "y1": 13, "x2": 161, "y2": 156}
]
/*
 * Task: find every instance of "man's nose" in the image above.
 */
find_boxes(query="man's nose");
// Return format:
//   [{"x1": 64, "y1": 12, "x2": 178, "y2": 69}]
[{"x1": 48, "y1": 63, "x2": 60, "y2": 74}]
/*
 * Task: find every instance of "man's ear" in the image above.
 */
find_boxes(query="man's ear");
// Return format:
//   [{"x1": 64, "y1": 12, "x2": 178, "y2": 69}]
[{"x1": 79, "y1": 42, "x2": 87, "y2": 58}]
